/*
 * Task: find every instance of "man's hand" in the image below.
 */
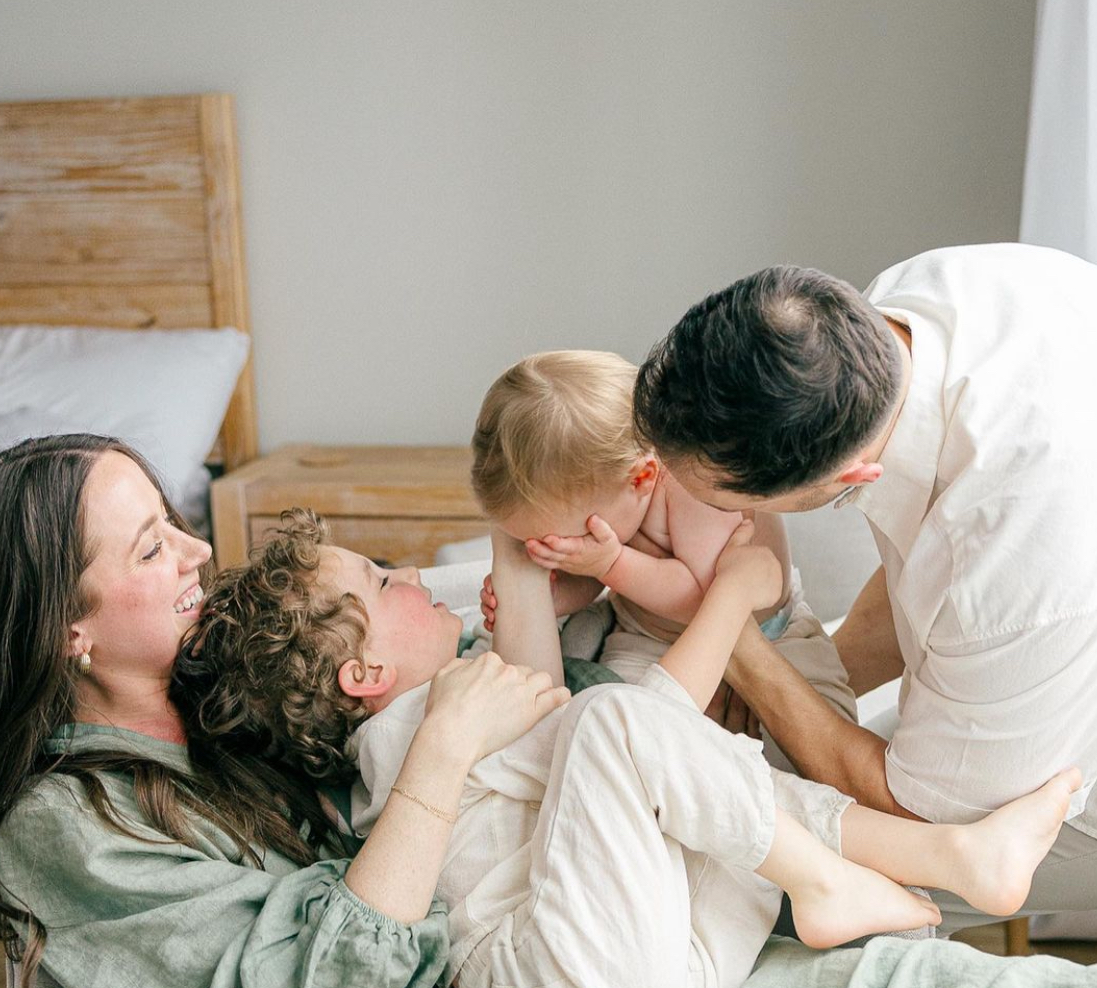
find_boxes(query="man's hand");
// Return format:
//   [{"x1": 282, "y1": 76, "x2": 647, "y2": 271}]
[
  {"x1": 524, "y1": 514, "x2": 624, "y2": 579},
  {"x1": 713, "y1": 518, "x2": 783, "y2": 612},
  {"x1": 705, "y1": 680, "x2": 763, "y2": 739}
]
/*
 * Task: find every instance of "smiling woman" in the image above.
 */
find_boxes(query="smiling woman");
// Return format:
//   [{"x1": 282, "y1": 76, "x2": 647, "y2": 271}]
[
  {"x1": 68, "y1": 450, "x2": 212, "y2": 743},
  {"x1": 0, "y1": 433, "x2": 568, "y2": 988}
]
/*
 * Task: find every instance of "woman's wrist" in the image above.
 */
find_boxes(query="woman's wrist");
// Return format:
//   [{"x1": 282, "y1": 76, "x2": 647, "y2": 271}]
[{"x1": 414, "y1": 708, "x2": 481, "y2": 774}]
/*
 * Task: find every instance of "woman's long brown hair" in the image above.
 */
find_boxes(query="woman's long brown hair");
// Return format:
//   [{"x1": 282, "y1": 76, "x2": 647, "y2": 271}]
[{"x1": 0, "y1": 435, "x2": 342, "y2": 986}]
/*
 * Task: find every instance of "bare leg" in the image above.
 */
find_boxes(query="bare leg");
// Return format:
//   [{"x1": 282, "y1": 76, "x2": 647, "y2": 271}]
[
  {"x1": 755, "y1": 807, "x2": 942, "y2": 948},
  {"x1": 839, "y1": 768, "x2": 1082, "y2": 916}
]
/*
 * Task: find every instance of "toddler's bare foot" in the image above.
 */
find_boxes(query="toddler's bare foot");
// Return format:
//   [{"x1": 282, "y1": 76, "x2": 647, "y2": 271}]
[
  {"x1": 945, "y1": 768, "x2": 1081, "y2": 916},
  {"x1": 790, "y1": 857, "x2": 942, "y2": 949}
]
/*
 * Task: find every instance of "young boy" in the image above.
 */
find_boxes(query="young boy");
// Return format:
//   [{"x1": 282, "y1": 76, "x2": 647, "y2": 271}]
[
  {"x1": 471, "y1": 350, "x2": 857, "y2": 746},
  {"x1": 182, "y1": 509, "x2": 1078, "y2": 988}
]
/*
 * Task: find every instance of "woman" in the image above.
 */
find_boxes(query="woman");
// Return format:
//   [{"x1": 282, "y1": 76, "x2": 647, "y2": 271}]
[{"x1": 0, "y1": 434, "x2": 568, "y2": 988}]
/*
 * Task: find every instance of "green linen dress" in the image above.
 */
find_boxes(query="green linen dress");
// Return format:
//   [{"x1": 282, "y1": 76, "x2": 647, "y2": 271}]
[{"x1": 0, "y1": 724, "x2": 449, "y2": 988}]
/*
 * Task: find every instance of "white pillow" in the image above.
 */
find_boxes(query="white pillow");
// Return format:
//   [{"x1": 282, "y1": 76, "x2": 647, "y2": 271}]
[{"x1": 0, "y1": 325, "x2": 250, "y2": 509}]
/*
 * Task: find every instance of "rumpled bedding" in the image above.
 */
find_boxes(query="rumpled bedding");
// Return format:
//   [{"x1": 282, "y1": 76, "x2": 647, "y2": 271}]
[{"x1": 744, "y1": 935, "x2": 1097, "y2": 987}]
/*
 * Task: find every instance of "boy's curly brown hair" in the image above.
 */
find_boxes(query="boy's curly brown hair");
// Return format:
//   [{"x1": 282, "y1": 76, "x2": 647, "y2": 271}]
[{"x1": 174, "y1": 508, "x2": 369, "y2": 784}]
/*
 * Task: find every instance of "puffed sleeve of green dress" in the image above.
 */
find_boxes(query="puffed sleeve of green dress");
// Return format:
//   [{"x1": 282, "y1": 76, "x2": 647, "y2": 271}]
[{"x1": 0, "y1": 724, "x2": 449, "y2": 988}]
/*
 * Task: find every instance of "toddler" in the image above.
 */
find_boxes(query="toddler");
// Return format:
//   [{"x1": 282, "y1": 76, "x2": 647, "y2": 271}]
[{"x1": 472, "y1": 350, "x2": 856, "y2": 743}]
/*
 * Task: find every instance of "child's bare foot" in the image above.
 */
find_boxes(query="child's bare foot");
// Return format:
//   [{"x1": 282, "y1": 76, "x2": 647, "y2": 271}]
[
  {"x1": 944, "y1": 768, "x2": 1081, "y2": 916},
  {"x1": 790, "y1": 857, "x2": 942, "y2": 949}
]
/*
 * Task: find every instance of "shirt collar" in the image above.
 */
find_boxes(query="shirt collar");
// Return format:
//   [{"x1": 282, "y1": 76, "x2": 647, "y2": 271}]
[
  {"x1": 851, "y1": 307, "x2": 947, "y2": 559},
  {"x1": 45, "y1": 721, "x2": 193, "y2": 774}
]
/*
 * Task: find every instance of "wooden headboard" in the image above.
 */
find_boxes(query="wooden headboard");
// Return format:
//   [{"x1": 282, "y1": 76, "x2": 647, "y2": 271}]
[{"x1": 0, "y1": 93, "x2": 258, "y2": 471}]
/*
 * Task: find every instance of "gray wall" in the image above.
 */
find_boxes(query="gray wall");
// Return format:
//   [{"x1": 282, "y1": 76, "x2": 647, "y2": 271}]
[{"x1": 1, "y1": 2, "x2": 1036, "y2": 450}]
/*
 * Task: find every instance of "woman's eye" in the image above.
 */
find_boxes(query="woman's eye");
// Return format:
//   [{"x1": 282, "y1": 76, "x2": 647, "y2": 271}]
[
  {"x1": 380, "y1": 576, "x2": 389, "y2": 589},
  {"x1": 142, "y1": 540, "x2": 163, "y2": 561}
]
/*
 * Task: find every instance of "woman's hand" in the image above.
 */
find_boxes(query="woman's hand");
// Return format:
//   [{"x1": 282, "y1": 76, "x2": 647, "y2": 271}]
[{"x1": 424, "y1": 652, "x2": 570, "y2": 764}]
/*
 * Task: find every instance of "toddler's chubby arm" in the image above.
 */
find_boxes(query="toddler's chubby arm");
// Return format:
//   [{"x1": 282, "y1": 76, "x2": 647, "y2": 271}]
[
  {"x1": 487, "y1": 526, "x2": 567, "y2": 688},
  {"x1": 659, "y1": 519, "x2": 784, "y2": 710},
  {"x1": 525, "y1": 514, "x2": 707, "y2": 625}
]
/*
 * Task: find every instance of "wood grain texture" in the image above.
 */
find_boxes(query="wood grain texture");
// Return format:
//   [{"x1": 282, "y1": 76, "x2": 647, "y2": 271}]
[
  {"x1": 199, "y1": 94, "x2": 256, "y2": 470},
  {"x1": 211, "y1": 445, "x2": 486, "y2": 569},
  {"x1": 0, "y1": 285, "x2": 212, "y2": 328},
  {"x1": 0, "y1": 195, "x2": 209, "y2": 285},
  {"x1": 249, "y1": 516, "x2": 489, "y2": 569},
  {"x1": 0, "y1": 94, "x2": 258, "y2": 469},
  {"x1": 0, "y1": 97, "x2": 203, "y2": 194}
]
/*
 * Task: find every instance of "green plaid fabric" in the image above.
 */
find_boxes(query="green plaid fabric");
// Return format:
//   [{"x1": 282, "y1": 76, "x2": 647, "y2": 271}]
[{"x1": 563, "y1": 656, "x2": 623, "y2": 693}]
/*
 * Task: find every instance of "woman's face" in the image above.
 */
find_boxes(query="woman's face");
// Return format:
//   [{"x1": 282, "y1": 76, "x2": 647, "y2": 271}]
[
  {"x1": 316, "y1": 545, "x2": 463, "y2": 693},
  {"x1": 75, "y1": 451, "x2": 212, "y2": 679}
]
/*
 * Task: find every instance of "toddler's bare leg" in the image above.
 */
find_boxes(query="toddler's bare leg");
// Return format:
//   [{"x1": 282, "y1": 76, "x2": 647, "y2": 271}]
[
  {"x1": 755, "y1": 807, "x2": 942, "y2": 948},
  {"x1": 838, "y1": 768, "x2": 1082, "y2": 917}
]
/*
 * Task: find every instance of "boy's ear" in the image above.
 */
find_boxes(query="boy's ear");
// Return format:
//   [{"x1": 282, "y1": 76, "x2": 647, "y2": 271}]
[
  {"x1": 629, "y1": 456, "x2": 659, "y2": 495},
  {"x1": 338, "y1": 658, "x2": 394, "y2": 701}
]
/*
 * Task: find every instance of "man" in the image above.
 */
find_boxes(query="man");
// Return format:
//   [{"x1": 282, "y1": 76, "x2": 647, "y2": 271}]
[{"x1": 632, "y1": 244, "x2": 1097, "y2": 931}]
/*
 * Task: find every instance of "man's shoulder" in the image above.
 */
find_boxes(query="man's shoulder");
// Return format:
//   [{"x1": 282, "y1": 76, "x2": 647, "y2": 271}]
[{"x1": 867, "y1": 243, "x2": 1096, "y2": 304}]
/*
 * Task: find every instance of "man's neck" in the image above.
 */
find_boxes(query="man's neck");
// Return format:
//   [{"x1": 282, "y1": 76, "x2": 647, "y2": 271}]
[{"x1": 861, "y1": 316, "x2": 914, "y2": 465}]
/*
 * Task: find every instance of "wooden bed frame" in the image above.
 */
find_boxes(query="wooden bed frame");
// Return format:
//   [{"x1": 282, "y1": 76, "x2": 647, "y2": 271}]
[{"x1": 0, "y1": 93, "x2": 258, "y2": 471}]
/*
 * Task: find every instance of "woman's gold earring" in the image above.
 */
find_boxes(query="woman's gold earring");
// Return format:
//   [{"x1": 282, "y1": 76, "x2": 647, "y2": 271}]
[{"x1": 78, "y1": 651, "x2": 92, "y2": 674}]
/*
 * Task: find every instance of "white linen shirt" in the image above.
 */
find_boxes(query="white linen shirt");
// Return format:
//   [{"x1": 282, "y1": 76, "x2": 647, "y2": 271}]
[
  {"x1": 348, "y1": 682, "x2": 562, "y2": 983},
  {"x1": 851, "y1": 244, "x2": 1097, "y2": 835}
]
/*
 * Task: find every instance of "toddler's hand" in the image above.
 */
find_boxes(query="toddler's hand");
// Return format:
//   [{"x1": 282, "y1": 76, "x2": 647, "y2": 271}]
[
  {"x1": 524, "y1": 514, "x2": 623, "y2": 579},
  {"x1": 714, "y1": 517, "x2": 783, "y2": 612},
  {"x1": 479, "y1": 573, "x2": 498, "y2": 631}
]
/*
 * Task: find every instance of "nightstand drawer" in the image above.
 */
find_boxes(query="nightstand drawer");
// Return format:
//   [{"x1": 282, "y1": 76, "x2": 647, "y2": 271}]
[
  {"x1": 248, "y1": 515, "x2": 489, "y2": 568},
  {"x1": 213, "y1": 445, "x2": 486, "y2": 569}
]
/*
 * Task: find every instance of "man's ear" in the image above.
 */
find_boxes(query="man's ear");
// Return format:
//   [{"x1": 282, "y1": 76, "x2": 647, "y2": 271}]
[
  {"x1": 629, "y1": 456, "x2": 660, "y2": 496},
  {"x1": 837, "y1": 461, "x2": 884, "y2": 487},
  {"x1": 337, "y1": 658, "x2": 395, "y2": 701}
]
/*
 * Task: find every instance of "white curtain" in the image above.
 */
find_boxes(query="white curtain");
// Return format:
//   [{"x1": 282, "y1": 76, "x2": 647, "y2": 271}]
[
  {"x1": 1020, "y1": 0, "x2": 1096, "y2": 262},
  {"x1": 1023, "y1": 3, "x2": 1097, "y2": 942}
]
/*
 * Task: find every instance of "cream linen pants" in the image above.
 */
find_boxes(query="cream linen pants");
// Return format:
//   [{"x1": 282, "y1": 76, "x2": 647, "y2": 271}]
[
  {"x1": 601, "y1": 600, "x2": 859, "y2": 775},
  {"x1": 459, "y1": 665, "x2": 852, "y2": 988}
]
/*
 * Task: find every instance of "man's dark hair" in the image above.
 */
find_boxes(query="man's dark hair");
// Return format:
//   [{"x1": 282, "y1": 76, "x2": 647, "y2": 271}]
[{"x1": 633, "y1": 265, "x2": 903, "y2": 497}]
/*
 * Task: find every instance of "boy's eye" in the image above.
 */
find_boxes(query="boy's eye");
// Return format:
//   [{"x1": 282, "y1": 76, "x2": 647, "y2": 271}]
[{"x1": 143, "y1": 540, "x2": 164, "y2": 561}]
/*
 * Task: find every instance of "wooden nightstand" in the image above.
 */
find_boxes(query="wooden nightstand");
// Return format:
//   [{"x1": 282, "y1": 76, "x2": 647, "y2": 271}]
[{"x1": 211, "y1": 444, "x2": 488, "y2": 569}]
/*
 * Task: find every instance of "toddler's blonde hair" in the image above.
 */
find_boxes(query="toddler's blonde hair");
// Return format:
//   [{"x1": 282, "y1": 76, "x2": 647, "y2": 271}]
[{"x1": 471, "y1": 350, "x2": 646, "y2": 518}]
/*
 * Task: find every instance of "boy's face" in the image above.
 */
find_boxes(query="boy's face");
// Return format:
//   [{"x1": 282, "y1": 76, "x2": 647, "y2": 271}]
[
  {"x1": 315, "y1": 545, "x2": 463, "y2": 694},
  {"x1": 498, "y1": 478, "x2": 649, "y2": 547}
]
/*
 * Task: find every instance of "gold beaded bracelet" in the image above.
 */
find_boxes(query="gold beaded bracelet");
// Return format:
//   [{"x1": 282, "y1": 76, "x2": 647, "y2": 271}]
[{"x1": 391, "y1": 785, "x2": 458, "y2": 824}]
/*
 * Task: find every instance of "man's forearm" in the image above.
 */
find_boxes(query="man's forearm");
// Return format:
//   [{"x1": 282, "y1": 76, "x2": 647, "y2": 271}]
[
  {"x1": 832, "y1": 566, "x2": 906, "y2": 697},
  {"x1": 728, "y1": 620, "x2": 921, "y2": 819}
]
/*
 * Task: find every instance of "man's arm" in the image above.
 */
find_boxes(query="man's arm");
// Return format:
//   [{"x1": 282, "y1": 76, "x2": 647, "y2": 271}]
[
  {"x1": 488, "y1": 527, "x2": 566, "y2": 687},
  {"x1": 727, "y1": 619, "x2": 922, "y2": 819},
  {"x1": 832, "y1": 566, "x2": 906, "y2": 697}
]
